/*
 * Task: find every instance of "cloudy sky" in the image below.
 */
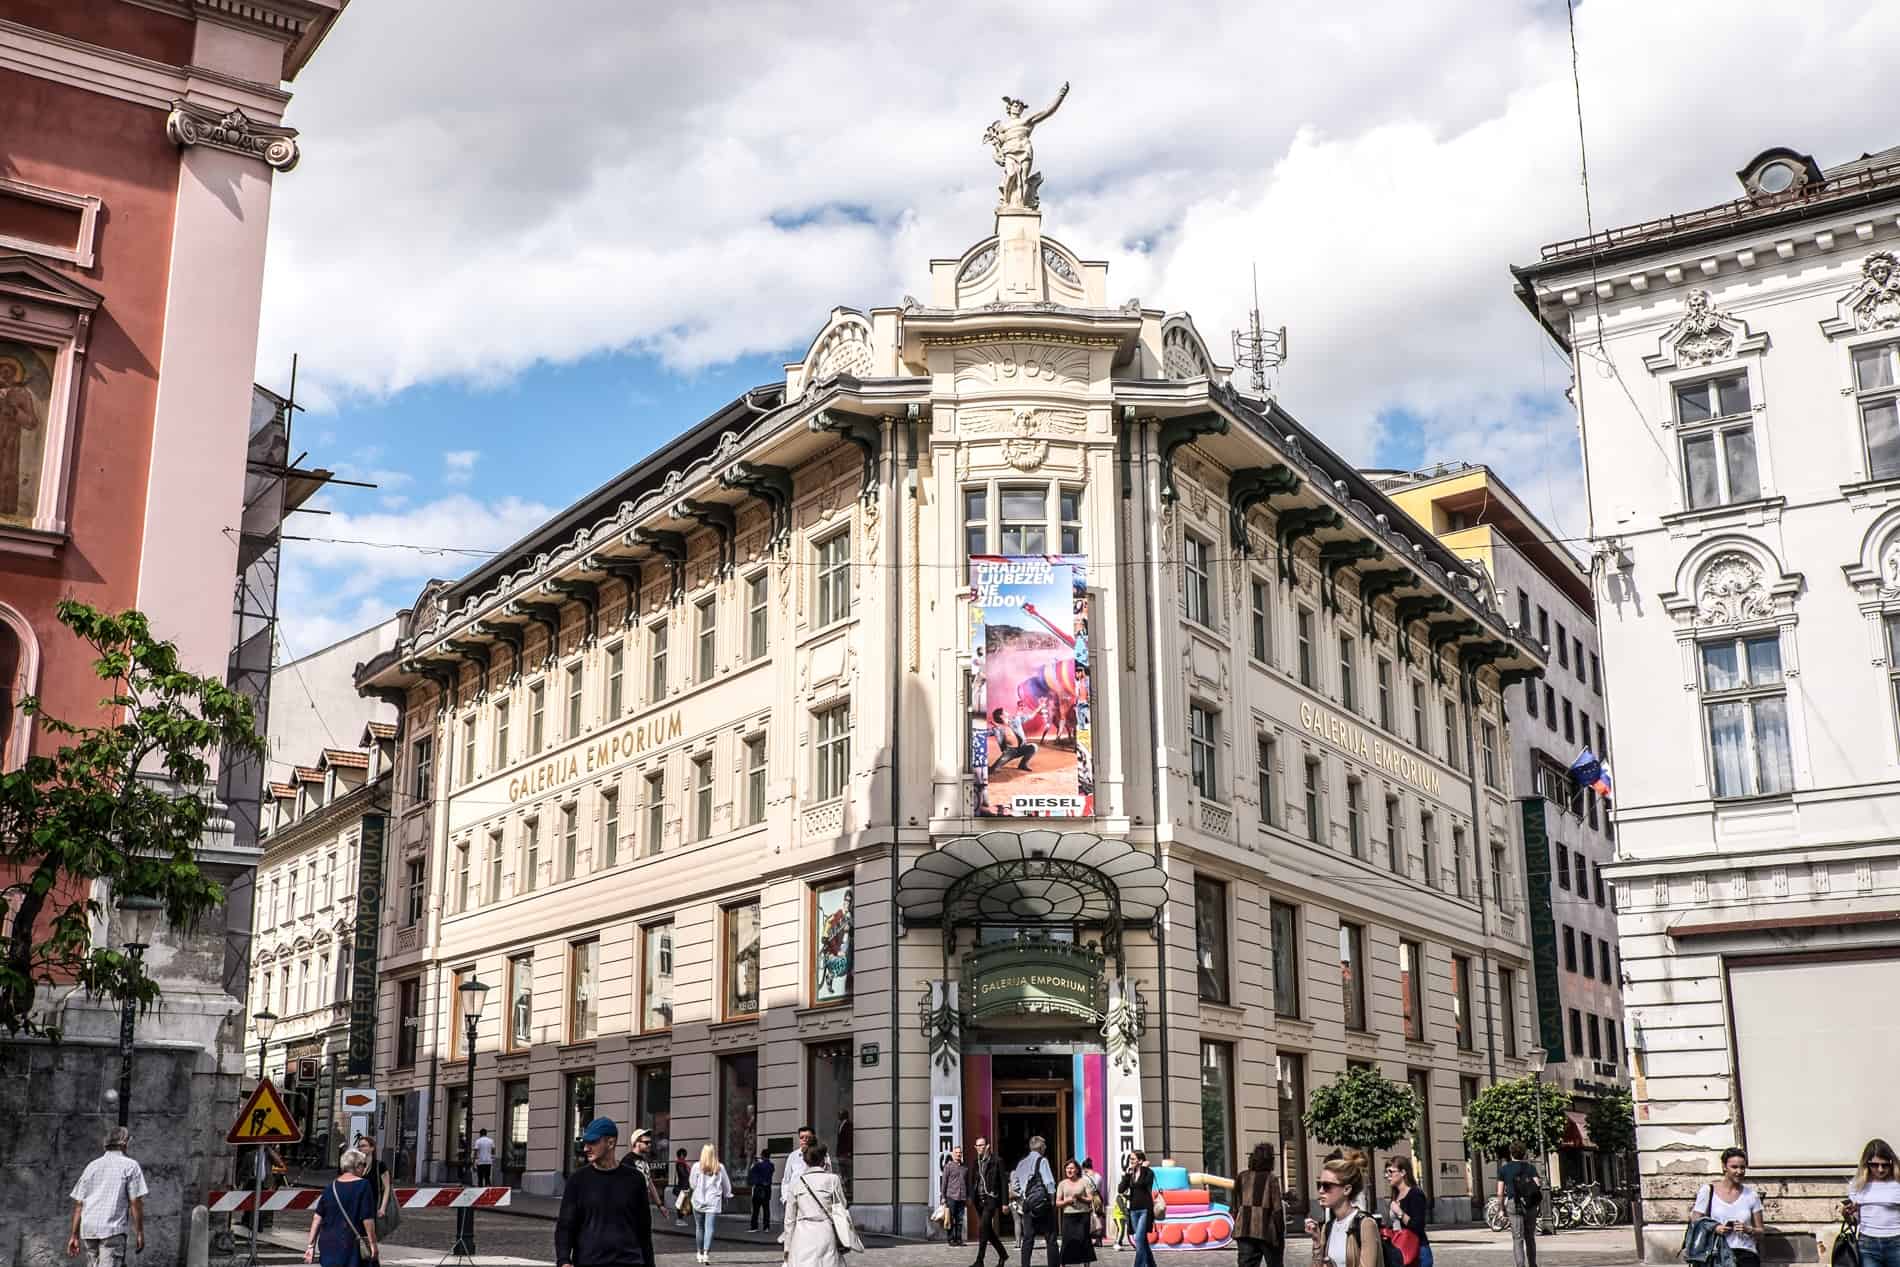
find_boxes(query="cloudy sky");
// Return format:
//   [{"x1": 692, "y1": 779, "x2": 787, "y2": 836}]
[{"x1": 258, "y1": 0, "x2": 1900, "y2": 655}]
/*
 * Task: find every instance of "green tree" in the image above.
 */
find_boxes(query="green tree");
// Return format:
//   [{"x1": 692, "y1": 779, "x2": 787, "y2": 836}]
[
  {"x1": 1585, "y1": 1088, "x2": 1638, "y2": 1158},
  {"x1": 0, "y1": 601, "x2": 261, "y2": 1037},
  {"x1": 1462, "y1": 1076, "x2": 1572, "y2": 1158},
  {"x1": 1304, "y1": 1065, "x2": 1421, "y2": 1154}
]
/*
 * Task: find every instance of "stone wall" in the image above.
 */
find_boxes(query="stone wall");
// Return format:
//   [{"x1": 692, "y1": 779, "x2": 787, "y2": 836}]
[{"x1": 0, "y1": 1041, "x2": 240, "y2": 1267}]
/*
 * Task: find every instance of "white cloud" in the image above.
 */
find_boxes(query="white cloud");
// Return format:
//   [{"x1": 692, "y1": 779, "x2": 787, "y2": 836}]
[{"x1": 442, "y1": 449, "x2": 480, "y2": 485}]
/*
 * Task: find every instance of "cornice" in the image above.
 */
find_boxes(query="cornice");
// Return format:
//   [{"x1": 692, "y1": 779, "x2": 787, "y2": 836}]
[
  {"x1": 258, "y1": 775, "x2": 388, "y2": 855},
  {"x1": 0, "y1": 19, "x2": 290, "y2": 116}
]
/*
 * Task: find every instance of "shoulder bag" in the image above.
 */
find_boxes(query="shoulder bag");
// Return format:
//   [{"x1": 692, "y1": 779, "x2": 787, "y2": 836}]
[
  {"x1": 331, "y1": 1182, "x2": 373, "y2": 1261},
  {"x1": 1831, "y1": 1218, "x2": 1861, "y2": 1267},
  {"x1": 802, "y1": 1175, "x2": 864, "y2": 1255}
]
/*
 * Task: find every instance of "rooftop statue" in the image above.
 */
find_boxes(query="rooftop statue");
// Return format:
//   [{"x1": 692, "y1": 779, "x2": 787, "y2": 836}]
[{"x1": 984, "y1": 81, "x2": 1068, "y2": 210}]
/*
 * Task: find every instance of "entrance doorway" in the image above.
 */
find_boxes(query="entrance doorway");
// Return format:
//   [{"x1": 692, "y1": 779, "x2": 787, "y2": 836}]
[{"x1": 992, "y1": 1054, "x2": 1073, "y2": 1174}]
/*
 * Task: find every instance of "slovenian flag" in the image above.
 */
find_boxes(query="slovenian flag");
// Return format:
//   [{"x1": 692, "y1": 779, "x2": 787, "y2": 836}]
[{"x1": 1569, "y1": 748, "x2": 1614, "y2": 798}]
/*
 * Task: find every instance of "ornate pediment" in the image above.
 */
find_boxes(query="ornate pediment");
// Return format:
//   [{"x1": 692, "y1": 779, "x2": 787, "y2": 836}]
[
  {"x1": 1643, "y1": 289, "x2": 1767, "y2": 373},
  {"x1": 1695, "y1": 552, "x2": 1772, "y2": 625},
  {"x1": 1661, "y1": 540, "x2": 1801, "y2": 629},
  {"x1": 1820, "y1": 250, "x2": 1900, "y2": 339},
  {"x1": 1161, "y1": 318, "x2": 1215, "y2": 381}
]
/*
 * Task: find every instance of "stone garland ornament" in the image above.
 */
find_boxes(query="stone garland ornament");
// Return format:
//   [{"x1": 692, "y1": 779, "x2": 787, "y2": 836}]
[
  {"x1": 1102, "y1": 977, "x2": 1143, "y2": 1075},
  {"x1": 166, "y1": 99, "x2": 300, "y2": 171},
  {"x1": 1002, "y1": 406, "x2": 1051, "y2": 471},
  {"x1": 1695, "y1": 552, "x2": 1771, "y2": 625},
  {"x1": 1667, "y1": 289, "x2": 1737, "y2": 366},
  {"x1": 1851, "y1": 251, "x2": 1900, "y2": 333},
  {"x1": 918, "y1": 982, "x2": 960, "y2": 1074}
]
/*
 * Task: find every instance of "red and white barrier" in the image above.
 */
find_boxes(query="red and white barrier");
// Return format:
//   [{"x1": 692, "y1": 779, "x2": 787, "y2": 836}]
[{"x1": 205, "y1": 1187, "x2": 513, "y2": 1213}]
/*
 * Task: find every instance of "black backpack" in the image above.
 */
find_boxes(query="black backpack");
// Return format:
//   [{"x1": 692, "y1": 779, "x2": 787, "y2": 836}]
[
  {"x1": 1023, "y1": 1165, "x2": 1052, "y2": 1219},
  {"x1": 1511, "y1": 1167, "x2": 1544, "y2": 1212},
  {"x1": 1340, "y1": 1211, "x2": 1404, "y2": 1267}
]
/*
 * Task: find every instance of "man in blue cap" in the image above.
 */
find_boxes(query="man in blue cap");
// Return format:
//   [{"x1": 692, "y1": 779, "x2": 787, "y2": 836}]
[{"x1": 556, "y1": 1118, "x2": 654, "y2": 1267}]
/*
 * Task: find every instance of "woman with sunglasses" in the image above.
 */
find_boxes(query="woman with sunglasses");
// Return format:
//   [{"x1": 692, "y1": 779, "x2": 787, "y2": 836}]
[
  {"x1": 1845, "y1": 1139, "x2": 1900, "y2": 1267},
  {"x1": 1302, "y1": 1150, "x2": 1379, "y2": 1267},
  {"x1": 1693, "y1": 1148, "x2": 1764, "y2": 1267}
]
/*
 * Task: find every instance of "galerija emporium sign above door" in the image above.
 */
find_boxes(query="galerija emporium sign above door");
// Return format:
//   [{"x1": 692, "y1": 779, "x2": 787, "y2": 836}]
[{"x1": 969, "y1": 555, "x2": 1093, "y2": 817}]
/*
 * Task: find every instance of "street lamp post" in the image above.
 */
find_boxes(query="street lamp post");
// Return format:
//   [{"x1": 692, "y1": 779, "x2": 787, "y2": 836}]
[
  {"x1": 452, "y1": 975, "x2": 490, "y2": 1257},
  {"x1": 114, "y1": 894, "x2": 164, "y2": 1128},
  {"x1": 1526, "y1": 1046, "x2": 1552, "y2": 1234},
  {"x1": 249, "y1": 1009, "x2": 280, "y2": 1267}
]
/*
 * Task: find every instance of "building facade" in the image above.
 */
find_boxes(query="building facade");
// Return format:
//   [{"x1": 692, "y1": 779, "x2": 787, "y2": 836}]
[
  {"x1": 1516, "y1": 143, "x2": 1900, "y2": 1256},
  {"x1": 1378, "y1": 464, "x2": 1629, "y2": 1186},
  {"x1": 356, "y1": 165, "x2": 1547, "y2": 1231}
]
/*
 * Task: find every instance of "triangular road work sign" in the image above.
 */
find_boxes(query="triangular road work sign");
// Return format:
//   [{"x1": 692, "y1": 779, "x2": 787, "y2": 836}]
[{"x1": 227, "y1": 1078, "x2": 303, "y2": 1145}]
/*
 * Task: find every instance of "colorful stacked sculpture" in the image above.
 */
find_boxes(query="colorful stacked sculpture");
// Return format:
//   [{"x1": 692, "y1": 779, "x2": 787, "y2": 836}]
[{"x1": 1146, "y1": 1164, "x2": 1235, "y2": 1251}]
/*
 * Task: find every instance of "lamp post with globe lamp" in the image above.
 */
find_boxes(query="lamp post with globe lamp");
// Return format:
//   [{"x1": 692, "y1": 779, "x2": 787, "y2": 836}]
[
  {"x1": 452, "y1": 975, "x2": 489, "y2": 1256},
  {"x1": 1525, "y1": 1046, "x2": 1553, "y2": 1234},
  {"x1": 247, "y1": 1007, "x2": 280, "y2": 1267},
  {"x1": 113, "y1": 892, "x2": 164, "y2": 1128}
]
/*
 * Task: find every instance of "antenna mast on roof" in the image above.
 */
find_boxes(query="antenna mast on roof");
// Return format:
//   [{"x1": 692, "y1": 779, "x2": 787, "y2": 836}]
[{"x1": 1231, "y1": 263, "x2": 1287, "y2": 397}]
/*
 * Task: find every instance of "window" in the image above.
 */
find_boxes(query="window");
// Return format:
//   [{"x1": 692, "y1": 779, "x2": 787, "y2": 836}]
[
  {"x1": 396, "y1": 978, "x2": 420, "y2": 1067},
  {"x1": 494, "y1": 699, "x2": 511, "y2": 768},
  {"x1": 1563, "y1": 698, "x2": 1575, "y2": 744},
  {"x1": 1574, "y1": 636, "x2": 1586, "y2": 681},
  {"x1": 693, "y1": 753, "x2": 714, "y2": 838},
  {"x1": 1499, "y1": 965, "x2": 1520, "y2": 1057},
  {"x1": 1591, "y1": 652, "x2": 1602, "y2": 695},
  {"x1": 1597, "y1": 720, "x2": 1608, "y2": 757},
  {"x1": 1537, "y1": 607, "x2": 1549, "y2": 648},
  {"x1": 1000, "y1": 486, "x2": 1048, "y2": 553},
  {"x1": 462, "y1": 717, "x2": 477, "y2": 785},
  {"x1": 601, "y1": 790, "x2": 620, "y2": 868},
  {"x1": 806, "y1": 1042, "x2": 854, "y2": 1189},
  {"x1": 723, "y1": 899, "x2": 761, "y2": 1018},
  {"x1": 486, "y1": 831, "x2": 503, "y2": 904},
  {"x1": 1270, "y1": 901, "x2": 1301, "y2": 1016},
  {"x1": 1452, "y1": 954, "x2": 1474, "y2": 1050},
  {"x1": 644, "y1": 771, "x2": 666, "y2": 855},
  {"x1": 1556, "y1": 622, "x2": 1569, "y2": 668},
  {"x1": 1194, "y1": 876, "x2": 1230, "y2": 1003},
  {"x1": 1491, "y1": 843, "x2": 1507, "y2": 911},
  {"x1": 560, "y1": 803, "x2": 579, "y2": 878},
  {"x1": 1250, "y1": 579, "x2": 1270, "y2": 662},
  {"x1": 288, "y1": 867, "x2": 299, "y2": 920},
  {"x1": 963, "y1": 488, "x2": 988, "y2": 557},
  {"x1": 649, "y1": 621, "x2": 669, "y2": 699},
  {"x1": 1338, "y1": 635, "x2": 1357, "y2": 711},
  {"x1": 1569, "y1": 1008, "x2": 1585, "y2": 1056},
  {"x1": 1184, "y1": 535, "x2": 1213, "y2": 626},
  {"x1": 641, "y1": 922, "x2": 674, "y2": 1031},
  {"x1": 1256, "y1": 734, "x2": 1275, "y2": 826},
  {"x1": 570, "y1": 938, "x2": 598, "y2": 1042},
  {"x1": 1556, "y1": 843, "x2": 1570, "y2": 888},
  {"x1": 1527, "y1": 678, "x2": 1539, "y2": 718},
  {"x1": 605, "y1": 643, "x2": 625, "y2": 717},
  {"x1": 1303, "y1": 757, "x2": 1323, "y2": 844},
  {"x1": 562, "y1": 1071, "x2": 596, "y2": 1175},
  {"x1": 503, "y1": 1079, "x2": 532, "y2": 1178},
  {"x1": 1346, "y1": 777, "x2": 1366, "y2": 858},
  {"x1": 324, "y1": 854, "x2": 336, "y2": 908},
  {"x1": 1678, "y1": 372, "x2": 1760, "y2": 507},
  {"x1": 1297, "y1": 610, "x2": 1316, "y2": 687},
  {"x1": 1452, "y1": 825, "x2": 1468, "y2": 898},
  {"x1": 815, "y1": 702, "x2": 851, "y2": 802},
  {"x1": 812, "y1": 879, "x2": 853, "y2": 1003},
  {"x1": 1338, "y1": 921, "x2": 1369, "y2": 1030},
  {"x1": 403, "y1": 858, "x2": 424, "y2": 926},
  {"x1": 1481, "y1": 721, "x2": 1499, "y2": 788},
  {"x1": 1200, "y1": 1041, "x2": 1236, "y2": 1180},
  {"x1": 529, "y1": 682, "x2": 546, "y2": 754},
  {"x1": 1581, "y1": 933, "x2": 1596, "y2": 980},
  {"x1": 745, "y1": 733, "x2": 767, "y2": 826},
  {"x1": 696, "y1": 596, "x2": 717, "y2": 681},
  {"x1": 1601, "y1": 942, "x2": 1614, "y2": 985},
  {"x1": 566, "y1": 662, "x2": 584, "y2": 737},
  {"x1": 1703, "y1": 633, "x2": 1792, "y2": 797},
  {"x1": 1059, "y1": 486, "x2": 1083, "y2": 554},
  {"x1": 1400, "y1": 940, "x2": 1425, "y2": 1041},
  {"x1": 1607, "y1": 1024, "x2": 1619, "y2": 1065},
  {"x1": 1385, "y1": 794, "x2": 1403, "y2": 872},
  {"x1": 1593, "y1": 863, "x2": 1605, "y2": 907},
  {"x1": 1856, "y1": 343, "x2": 1900, "y2": 479},
  {"x1": 1278, "y1": 1053, "x2": 1310, "y2": 1219},
  {"x1": 1574, "y1": 850, "x2": 1588, "y2": 894},
  {"x1": 717, "y1": 1053, "x2": 759, "y2": 1189},
  {"x1": 1190, "y1": 705, "x2": 1219, "y2": 799},
  {"x1": 521, "y1": 817, "x2": 540, "y2": 893},
  {"x1": 1408, "y1": 1069, "x2": 1435, "y2": 1179},
  {"x1": 454, "y1": 842, "x2": 470, "y2": 913},
  {"x1": 1563, "y1": 925, "x2": 1577, "y2": 972},
  {"x1": 746, "y1": 573, "x2": 769, "y2": 660},
  {"x1": 1518, "y1": 589, "x2": 1530, "y2": 630},
  {"x1": 816, "y1": 532, "x2": 852, "y2": 626},
  {"x1": 1420, "y1": 811, "x2": 1437, "y2": 888},
  {"x1": 1442, "y1": 696, "x2": 1460, "y2": 769},
  {"x1": 1377, "y1": 659, "x2": 1394, "y2": 731},
  {"x1": 1411, "y1": 682, "x2": 1427, "y2": 747},
  {"x1": 1587, "y1": 1014, "x2": 1603, "y2": 1060},
  {"x1": 413, "y1": 737, "x2": 433, "y2": 804}
]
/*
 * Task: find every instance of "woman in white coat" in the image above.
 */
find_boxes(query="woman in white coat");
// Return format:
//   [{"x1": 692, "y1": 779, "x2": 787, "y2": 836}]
[
  {"x1": 782, "y1": 1143, "x2": 854, "y2": 1267},
  {"x1": 689, "y1": 1144, "x2": 734, "y2": 1265}
]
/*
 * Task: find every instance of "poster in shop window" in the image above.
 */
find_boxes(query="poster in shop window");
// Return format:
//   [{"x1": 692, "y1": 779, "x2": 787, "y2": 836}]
[{"x1": 969, "y1": 555, "x2": 1093, "y2": 817}]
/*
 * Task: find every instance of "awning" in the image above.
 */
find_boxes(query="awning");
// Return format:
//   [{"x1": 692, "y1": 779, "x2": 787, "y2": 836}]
[
  {"x1": 1561, "y1": 1110, "x2": 1592, "y2": 1150},
  {"x1": 896, "y1": 829, "x2": 1170, "y2": 929}
]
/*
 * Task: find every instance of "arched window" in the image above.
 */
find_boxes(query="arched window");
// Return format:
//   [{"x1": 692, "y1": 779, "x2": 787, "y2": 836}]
[{"x1": 0, "y1": 603, "x2": 38, "y2": 771}]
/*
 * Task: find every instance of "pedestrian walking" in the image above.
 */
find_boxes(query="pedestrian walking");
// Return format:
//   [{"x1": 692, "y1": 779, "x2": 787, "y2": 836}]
[
  {"x1": 1011, "y1": 1135, "x2": 1058, "y2": 1267},
  {"x1": 1078, "y1": 1159, "x2": 1103, "y2": 1247},
  {"x1": 1844, "y1": 1139, "x2": 1900, "y2": 1267},
  {"x1": 782, "y1": 1143, "x2": 857, "y2": 1267},
  {"x1": 556, "y1": 1118, "x2": 655, "y2": 1267},
  {"x1": 473, "y1": 1130, "x2": 496, "y2": 1187},
  {"x1": 689, "y1": 1144, "x2": 733, "y2": 1264},
  {"x1": 302, "y1": 1147, "x2": 379, "y2": 1267},
  {"x1": 1383, "y1": 1156, "x2": 1430, "y2": 1267},
  {"x1": 1495, "y1": 1143, "x2": 1541, "y2": 1267},
  {"x1": 747, "y1": 1150, "x2": 775, "y2": 1231},
  {"x1": 941, "y1": 1145, "x2": 970, "y2": 1247},
  {"x1": 352, "y1": 1135, "x2": 399, "y2": 1248},
  {"x1": 780, "y1": 1125, "x2": 817, "y2": 1231},
  {"x1": 67, "y1": 1126, "x2": 148, "y2": 1267},
  {"x1": 969, "y1": 1135, "x2": 1010, "y2": 1267},
  {"x1": 671, "y1": 1148, "x2": 692, "y2": 1227},
  {"x1": 1692, "y1": 1148, "x2": 1764, "y2": 1267},
  {"x1": 1119, "y1": 1150, "x2": 1158, "y2": 1267},
  {"x1": 1055, "y1": 1158, "x2": 1096, "y2": 1264},
  {"x1": 620, "y1": 1128, "x2": 666, "y2": 1211},
  {"x1": 1234, "y1": 1142, "x2": 1286, "y2": 1267},
  {"x1": 1305, "y1": 1150, "x2": 1380, "y2": 1267}
]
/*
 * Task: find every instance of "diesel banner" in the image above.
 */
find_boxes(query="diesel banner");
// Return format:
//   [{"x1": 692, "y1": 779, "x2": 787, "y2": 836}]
[
  {"x1": 346, "y1": 813, "x2": 387, "y2": 1077},
  {"x1": 1520, "y1": 799, "x2": 1567, "y2": 1061},
  {"x1": 969, "y1": 555, "x2": 1093, "y2": 817}
]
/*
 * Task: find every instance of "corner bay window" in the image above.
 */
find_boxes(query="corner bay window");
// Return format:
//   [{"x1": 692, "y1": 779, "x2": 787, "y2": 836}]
[
  {"x1": 965, "y1": 484, "x2": 1083, "y2": 559},
  {"x1": 1678, "y1": 372, "x2": 1760, "y2": 509},
  {"x1": 1853, "y1": 343, "x2": 1900, "y2": 481},
  {"x1": 1189, "y1": 704, "x2": 1218, "y2": 799},
  {"x1": 1701, "y1": 632, "x2": 1793, "y2": 797},
  {"x1": 1194, "y1": 875, "x2": 1229, "y2": 1003}
]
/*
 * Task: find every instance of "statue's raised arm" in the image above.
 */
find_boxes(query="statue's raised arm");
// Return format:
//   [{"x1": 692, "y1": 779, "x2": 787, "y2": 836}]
[{"x1": 1026, "y1": 81, "x2": 1070, "y2": 128}]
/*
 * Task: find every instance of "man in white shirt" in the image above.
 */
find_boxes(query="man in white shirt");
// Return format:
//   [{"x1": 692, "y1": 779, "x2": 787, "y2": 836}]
[
  {"x1": 67, "y1": 1127, "x2": 148, "y2": 1267},
  {"x1": 1010, "y1": 1136, "x2": 1058, "y2": 1267},
  {"x1": 779, "y1": 1125, "x2": 816, "y2": 1230},
  {"x1": 473, "y1": 1129, "x2": 496, "y2": 1186}
]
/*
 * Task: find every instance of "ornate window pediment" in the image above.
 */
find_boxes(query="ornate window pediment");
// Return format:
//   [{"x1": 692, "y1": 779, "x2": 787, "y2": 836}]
[
  {"x1": 1661, "y1": 539, "x2": 1801, "y2": 630},
  {"x1": 0, "y1": 255, "x2": 101, "y2": 557},
  {"x1": 1820, "y1": 250, "x2": 1900, "y2": 340},
  {"x1": 1643, "y1": 289, "x2": 1768, "y2": 374}
]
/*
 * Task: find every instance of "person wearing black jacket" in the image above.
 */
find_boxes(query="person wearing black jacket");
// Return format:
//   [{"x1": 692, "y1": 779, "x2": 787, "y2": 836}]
[
  {"x1": 557, "y1": 1119, "x2": 654, "y2": 1267},
  {"x1": 968, "y1": 1135, "x2": 1009, "y2": 1267},
  {"x1": 1118, "y1": 1151, "x2": 1157, "y2": 1267}
]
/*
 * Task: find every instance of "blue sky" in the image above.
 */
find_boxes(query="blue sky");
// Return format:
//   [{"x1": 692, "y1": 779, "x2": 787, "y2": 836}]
[{"x1": 256, "y1": 0, "x2": 1900, "y2": 652}]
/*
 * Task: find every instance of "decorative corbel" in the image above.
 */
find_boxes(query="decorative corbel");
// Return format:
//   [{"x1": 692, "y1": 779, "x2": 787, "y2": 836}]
[
  {"x1": 631, "y1": 527, "x2": 687, "y2": 605},
  {"x1": 1392, "y1": 595, "x2": 1452, "y2": 663},
  {"x1": 719, "y1": 461, "x2": 795, "y2": 550},
  {"x1": 1158, "y1": 410, "x2": 1228, "y2": 501},
  {"x1": 510, "y1": 601, "x2": 564, "y2": 663},
  {"x1": 589, "y1": 556, "x2": 644, "y2": 624},
  {"x1": 1426, "y1": 619, "x2": 1483, "y2": 685},
  {"x1": 1496, "y1": 665, "x2": 1544, "y2": 697},
  {"x1": 444, "y1": 639, "x2": 492, "y2": 697},
  {"x1": 1227, "y1": 464, "x2": 1299, "y2": 554},
  {"x1": 1460, "y1": 641, "x2": 1515, "y2": 685},
  {"x1": 674, "y1": 499, "x2": 737, "y2": 578},
  {"x1": 549, "y1": 579, "x2": 601, "y2": 644},
  {"x1": 810, "y1": 410, "x2": 883, "y2": 500},
  {"x1": 166, "y1": 99, "x2": 300, "y2": 171},
  {"x1": 363, "y1": 687, "x2": 408, "y2": 727},
  {"x1": 1318, "y1": 539, "x2": 1382, "y2": 614},
  {"x1": 407, "y1": 659, "x2": 458, "y2": 712},
  {"x1": 1275, "y1": 506, "x2": 1344, "y2": 583},
  {"x1": 1354, "y1": 569, "x2": 1415, "y2": 639},
  {"x1": 478, "y1": 621, "x2": 526, "y2": 682}
]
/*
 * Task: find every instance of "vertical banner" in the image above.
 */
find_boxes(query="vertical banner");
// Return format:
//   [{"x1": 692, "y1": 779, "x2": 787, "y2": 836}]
[
  {"x1": 1104, "y1": 977, "x2": 1144, "y2": 1172},
  {"x1": 970, "y1": 555, "x2": 1093, "y2": 817},
  {"x1": 347, "y1": 813, "x2": 387, "y2": 1077},
  {"x1": 928, "y1": 981, "x2": 962, "y2": 1214},
  {"x1": 1520, "y1": 800, "x2": 1567, "y2": 1061}
]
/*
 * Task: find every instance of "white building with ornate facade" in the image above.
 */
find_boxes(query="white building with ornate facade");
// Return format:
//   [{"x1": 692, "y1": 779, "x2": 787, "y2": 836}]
[{"x1": 1515, "y1": 144, "x2": 1900, "y2": 1257}]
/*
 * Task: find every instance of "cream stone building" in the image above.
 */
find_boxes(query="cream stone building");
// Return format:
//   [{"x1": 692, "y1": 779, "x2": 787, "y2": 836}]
[{"x1": 356, "y1": 130, "x2": 1546, "y2": 1230}]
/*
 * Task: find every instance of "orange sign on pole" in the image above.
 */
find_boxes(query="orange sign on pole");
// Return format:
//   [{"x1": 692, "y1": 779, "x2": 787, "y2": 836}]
[{"x1": 227, "y1": 1077, "x2": 303, "y2": 1145}]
